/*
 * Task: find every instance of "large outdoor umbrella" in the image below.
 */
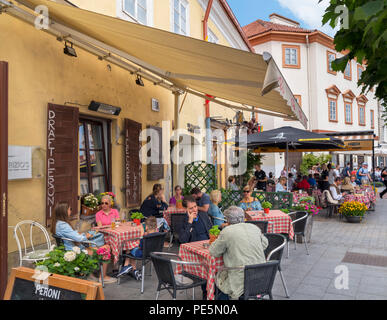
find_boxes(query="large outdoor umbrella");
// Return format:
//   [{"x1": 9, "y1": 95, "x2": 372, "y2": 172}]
[{"x1": 236, "y1": 126, "x2": 345, "y2": 190}]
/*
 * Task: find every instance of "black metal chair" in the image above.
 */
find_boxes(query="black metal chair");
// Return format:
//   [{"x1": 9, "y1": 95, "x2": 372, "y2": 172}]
[
  {"x1": 246, "y1": 220, "x2": 269, "y2": 233},
  {"x1": 168, "y1": 213, "x2": 187, "y2": 248},
  {"x1": 52, "y1": 234, "x2": 105, "y2": 287},
  {"x1": 150, "y1": 252, "x2": 207, "y2": 300},
  {"x1": 117, "y1": 232, "x2": 167, "y2": 293},
  {"x1": 283, "y1": 211, "x2": 309, "y2": 257},
  {"x1": 207, "y1": 214, "x2": 227, "y2": 226},
  {"x1": 263, "y1": 233, "x2": 289, "y2": 298}
]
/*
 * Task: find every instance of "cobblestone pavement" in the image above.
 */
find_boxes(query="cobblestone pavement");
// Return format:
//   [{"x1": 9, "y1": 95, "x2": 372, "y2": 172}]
[{"x1": 103, "y1": 197, "x2": 387, "y2": 300}]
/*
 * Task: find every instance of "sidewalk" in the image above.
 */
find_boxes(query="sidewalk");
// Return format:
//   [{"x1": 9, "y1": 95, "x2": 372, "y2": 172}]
[{"x1": 103, "y1": 198, "x2": 387, "y2": 300}]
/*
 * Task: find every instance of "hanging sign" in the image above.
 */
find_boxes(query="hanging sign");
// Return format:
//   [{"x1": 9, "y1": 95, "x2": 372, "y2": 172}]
[{"x1": 8, "y1": 145, "x2": 32, "y2": 180}]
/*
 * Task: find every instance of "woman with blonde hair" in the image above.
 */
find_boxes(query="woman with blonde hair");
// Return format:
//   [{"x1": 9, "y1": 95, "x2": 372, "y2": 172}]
[
  {"x1": 95, "y1": 194, "x2": 120, "y2": 227},
  {"x1": 238, "y1": 186, "x2": 262, "y2": 211},
  {"x1": 208, "y1": 190, "x2": 226, "y2": 227},
  {"x1": 340, "y1": 176, "x2": 355, "y2": 193}
]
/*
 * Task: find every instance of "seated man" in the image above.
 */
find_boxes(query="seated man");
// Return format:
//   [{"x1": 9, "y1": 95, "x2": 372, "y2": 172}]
[
  {"x1": 190, "y1": 187, "x2": 211, "y2": 216},
  {"x1": 296, "y1": 175, "x2": 311, "y2": 191},
  {"x1": 177, "y1": 195, "x2": 212, "y2": 244},
  {"x1": 307, "y1": 174, "x2": 317, "y2": 188},
  {"x1": 329, "y1": 177, "x2": 345, "y2": 202},
  {"x1": 209, "y1": 206, "x2": 268, "y2": 300}
]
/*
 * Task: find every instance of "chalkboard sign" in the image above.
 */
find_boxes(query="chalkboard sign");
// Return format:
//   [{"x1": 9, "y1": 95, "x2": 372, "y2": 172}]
[{"x1": 4, "y1": 267, "x2": 104, "y2": 300}]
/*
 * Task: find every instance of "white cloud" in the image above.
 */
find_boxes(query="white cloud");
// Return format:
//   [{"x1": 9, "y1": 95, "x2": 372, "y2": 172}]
[{"x1": 276, "y1": 0, "x2": 339, "y2": 37}]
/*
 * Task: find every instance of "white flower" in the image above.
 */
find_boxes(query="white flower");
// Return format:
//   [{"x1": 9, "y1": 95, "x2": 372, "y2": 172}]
[
  {"x1": 74, "y1": 267, "x2": 80, "y2": 272},
  {"x1": 54, "y1": 263, "x2": 60, "y2": 267},
  {"x1": 64, "y1": 251, "x2": 77, "y2": 262},
  {"x1": 82, "y1": 249, "x2": 89, "y2": 255},
  {"x1": 50, "y1": 244, "x2": 56, "y2": 251},
  {"x1": 72, "y1": 246, "x2": 81, "y2": 254}
]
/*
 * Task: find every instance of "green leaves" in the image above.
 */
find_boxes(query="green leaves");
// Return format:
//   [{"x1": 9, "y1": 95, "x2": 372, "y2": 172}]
[{"x1": 354, "y1": 0, "x2": 384, "y2": 21}]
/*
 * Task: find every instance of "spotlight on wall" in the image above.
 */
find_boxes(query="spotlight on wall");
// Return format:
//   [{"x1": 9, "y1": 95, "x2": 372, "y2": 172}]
[
  {"x1": 63, "y1": 41, "x2": 77, "y2": 57},
  {"x1": 88, "y1": 101, "x2": 121, "y2": 116},
  {"x1": 135, "y1": 75, "x2": 144, "y2": 87}
]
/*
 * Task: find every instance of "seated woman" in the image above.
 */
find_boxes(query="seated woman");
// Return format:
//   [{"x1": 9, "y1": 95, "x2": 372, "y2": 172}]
[
  {"x1": 275, "y1": 176, "x2": 287, "y2": 192},
  {"x1": 169, "y1": 185, "x2": 184, "y2": 208},
  {"x1": 329, "y1": 177, "x2": 346, "y2": 201},
  {"x1": 208, "y1": 190, "x2": 227, "y2": 228},
  {"x1": 52, "y1": 202, "x2": 115, "y2": 283},
  {"x1": 140, "y1": 183, "x2": 170, "y2": 232},
  {"x1": 350, "y1": 175, "x2": 358, "y2": 187},
  {"x1": 238, "y1": 186, "x2": 262, "y2": 211},
  {"x1": 227, "y1": 176, "x2": 239, "y2": 191},
  {"x1": 95, "y1": 195, "x2": 120, "y2": 227},
  {"x1": 341, "y1": 177, "x2": 355, "y2": 193},
  {"x1": 296, "y1": 175, "x2": 311, "y2": 191}
]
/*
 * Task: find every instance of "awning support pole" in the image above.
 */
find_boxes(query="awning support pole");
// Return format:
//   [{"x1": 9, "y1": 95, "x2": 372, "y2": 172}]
[{"x1": 286, "y1": 141, "x2": 289, "y2": 191}]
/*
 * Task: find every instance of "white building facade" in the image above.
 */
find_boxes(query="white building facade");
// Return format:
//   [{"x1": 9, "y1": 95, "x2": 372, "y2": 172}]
[{"x1": 243, "y1": 13, "x2": 382, "y2": 176}]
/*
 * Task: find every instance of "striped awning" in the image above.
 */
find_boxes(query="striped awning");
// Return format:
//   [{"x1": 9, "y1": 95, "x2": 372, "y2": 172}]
[{"x1": 324, "y1": 131, "x2": 375, "y2": 151}]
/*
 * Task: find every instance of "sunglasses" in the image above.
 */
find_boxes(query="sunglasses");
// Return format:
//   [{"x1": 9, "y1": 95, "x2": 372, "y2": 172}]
[
  {"x1": 101, "y1": 202, "x2": 110, "y2": 205},
  {"x1": 243, "y1": 190, "x2": 250, "y2": 193}
]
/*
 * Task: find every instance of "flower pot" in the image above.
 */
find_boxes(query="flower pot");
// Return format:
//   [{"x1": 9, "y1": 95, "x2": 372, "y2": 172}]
[
  {"x1": 344, "y1": 215, "x2": 362, "y2": 223},
  {"x1": 176, "y1": 201, "x2": 183, "y2": 209},
  {"x1": 133, "y1": 219, "x2": 141, "y2": 226},
  {"x1": 81, "y1": 205, "x2": 99, "y2": 216},
  {"x1": 209, "y1": 234, "x2": 218, "y2": 244},
  {"x1": 263, "y1": 208, "x2": 270, "y2": 214}
]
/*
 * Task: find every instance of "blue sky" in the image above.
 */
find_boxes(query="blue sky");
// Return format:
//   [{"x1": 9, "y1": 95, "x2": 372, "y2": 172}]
[{"x1": 227, "y1": 0, "x2": 337, "y2": 37}]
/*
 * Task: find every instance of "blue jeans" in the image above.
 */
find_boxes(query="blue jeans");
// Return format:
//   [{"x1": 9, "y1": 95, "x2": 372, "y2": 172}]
[{"x1": 130, "y1": 247, "x2": 143, "y2": 258}]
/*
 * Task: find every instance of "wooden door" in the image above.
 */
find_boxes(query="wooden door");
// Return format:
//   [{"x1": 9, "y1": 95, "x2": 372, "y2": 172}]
[
  {"x1": 46, "y1": 104, "x2": 79, "y2": 226},
  {"x1": 0, "y1": 61, "x2": 8, "y2": 298}
]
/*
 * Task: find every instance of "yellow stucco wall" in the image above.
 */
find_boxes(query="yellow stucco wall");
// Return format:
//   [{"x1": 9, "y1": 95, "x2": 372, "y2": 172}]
[{"x1": 3, "y1": 15, "x2": 175, "y2": 253}]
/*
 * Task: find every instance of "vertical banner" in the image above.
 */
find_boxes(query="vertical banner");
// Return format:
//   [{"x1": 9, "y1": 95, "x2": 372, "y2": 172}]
[{"x1": 46, "y1": 104, "x2": 79, "y2": 226}]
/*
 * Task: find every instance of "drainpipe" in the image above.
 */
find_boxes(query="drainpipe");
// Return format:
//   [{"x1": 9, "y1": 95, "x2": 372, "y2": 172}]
[
  {"x1": 306, "y1": 35, "x2": 312, "y2": 131},
  {"x1": 203, "y1": 0, "x2": 214, "y2": 164}
]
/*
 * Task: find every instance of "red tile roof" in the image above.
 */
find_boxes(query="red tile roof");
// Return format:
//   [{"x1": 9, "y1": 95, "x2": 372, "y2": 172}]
[{"x1": 243, "y1": 19, "x2": 314, "y2": 38}]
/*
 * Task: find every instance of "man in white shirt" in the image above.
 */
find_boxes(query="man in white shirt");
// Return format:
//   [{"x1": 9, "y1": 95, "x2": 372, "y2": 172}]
[{"x1": 329, "y1": 177, "x2": 345, "y2": 201}]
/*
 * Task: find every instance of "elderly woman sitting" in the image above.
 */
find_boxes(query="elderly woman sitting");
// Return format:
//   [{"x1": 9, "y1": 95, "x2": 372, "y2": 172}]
[
  {"x1": 238, "y1": 186, "x2": 262, "y2": 211},
  {"x1": 209, "y1": 206, "x2": 268, "y2": 300}
]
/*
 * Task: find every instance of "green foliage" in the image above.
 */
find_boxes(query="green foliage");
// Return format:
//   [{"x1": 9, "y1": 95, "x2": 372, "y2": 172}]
[
  {"x1": 280, "y1": 208, "x2": 290, "y2": 214},
  {"x1": 321, "y1": 0, "x2": 387, "y2": 121},
  {"x1": 300, "y1": 153, "x2": 332, "y2": 175},
  {"x1": 35, "y1": 245, "x2": 100, "y2": 278},
  {"x1": 209, "y1": 225, "x2": 221, "y2": 236},
  {"x1": 131, "y1": 212, "x2": 145, "y2": 220},
  {"x1": 261, "y1": 201, "x2": 273, "y2": 209},
  {"x1": 299, "y1": 196, "x2": 315, "y2": 204},
  {"x1": 237, "y1": 150, "x2": 263, "y2": 187}
]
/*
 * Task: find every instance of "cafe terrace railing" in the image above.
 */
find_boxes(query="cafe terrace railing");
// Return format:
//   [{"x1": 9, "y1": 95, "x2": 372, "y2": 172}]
[{"x1": 219, "y1": 190, "x2": 293, "y2": 210}]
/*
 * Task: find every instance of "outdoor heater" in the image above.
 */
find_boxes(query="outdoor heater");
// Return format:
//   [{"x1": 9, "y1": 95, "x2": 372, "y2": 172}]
[{"x1": 88, "y1": 101, "x2": 121, "y2": 116}]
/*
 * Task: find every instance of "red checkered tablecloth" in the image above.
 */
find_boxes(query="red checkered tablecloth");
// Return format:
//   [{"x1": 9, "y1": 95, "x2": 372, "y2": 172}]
[
  {"x1": 95, "y1": 223, "x2": 142, "y2": 264},
  {"x1": 177, "y1": 240, "x2": 223, "y2": 301},
  {"x1": 163, "y1": 207, "x2": 186, "y2": 226},
  {"x1": 246, "y1": 210, "x2": 294, "y2": 240}
]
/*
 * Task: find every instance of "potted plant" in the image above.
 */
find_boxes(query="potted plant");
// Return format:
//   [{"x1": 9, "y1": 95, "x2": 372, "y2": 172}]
[
  {"x1": 35, "y1": 245, "x2": 109, "y2": 280},
  {"x1": 209, "y1": 225, "x2": 221, "y2": 244},
  {"x1": 176, "y1": 199, "x2": 183, "y2": 209},
  {"x1": 81, "y1": 193, "x2": 100, "y2": 216},
  {"x1": 131, "y1": 212, "x2": 145, "y2": 225},
  {"x1": 339, "y1": 201, "x2": 367, "y2": 223},
  {"x1": 261, "y1": 201, "x2": 272, "y2": 214}
]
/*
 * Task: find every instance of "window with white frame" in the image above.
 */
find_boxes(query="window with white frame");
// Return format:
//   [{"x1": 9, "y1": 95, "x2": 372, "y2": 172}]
[
  {"x1": 384, "y1": 125, "x2": 387, "y2": 142},
  {"x1": 327, "y1": 51, "x2": 337, "y2": 74},
  {"x1": 345, "y1": 103, "x2": 352, "y2": 123},
  {"x1": 329, "y1": 99, "x2": 337, "y2": 121},
  {"x1": 284, "y1": 47, "x2": 299, "y2": 66},
  {"x1": 123, "y1": 0, "x2": 147, "y2": 24},
  {"x1": 359, "y1": 105, "x2": 365, "y2": 125},
  {"x1": 370, "y1": 110, "x2": 374, "y2": 128},
  {"x1": 344, "y1": 61, "x2": 351, "y2": 80},
  {"x1": 172, "y1": 0, "x2": 188, "y2": 35},
  {"x1": 207, "y1": 28, "x2": 219, "y2": 44}
]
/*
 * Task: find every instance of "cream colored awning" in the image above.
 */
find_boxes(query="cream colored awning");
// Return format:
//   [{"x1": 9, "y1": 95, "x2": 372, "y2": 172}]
[{"x1": 9, "y1": 0, "x2": 307, "y2": 127}]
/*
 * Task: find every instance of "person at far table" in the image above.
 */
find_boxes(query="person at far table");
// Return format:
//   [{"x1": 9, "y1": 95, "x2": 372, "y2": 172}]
[
  {"x1": 227, "y1": 176, "x2": 239, "y2": 191},
  {"x1": 276, "y1": 176, "x2": 287, "y2": 192},
  {"x1": 208, "y1": 190, "x2": 227, "y2": 228},
  {"x1": 357, "y1": 163, "x2": 372, "y2": 185},
  {"x1": 177, "y1": 195, "x2": 212, "y2": 244},
  {"x1": 350, "y1": 175, "x2": 358, "y2": 187},
  {"x1": 190, "y1": 187, "x2": 211, "y2": 216},
  {"x1": 287, "y1": 173, "x2": 295, "y2": 191},
  {"x1": 318, "y1": 173, "x2": 330, "y2": 192},
  {"x1": 307, "y1": 174, "x2": 317, "y2": 188},
  {"x1": 374, "y1": 167, "x2": 382, "y2": 182},
  {"x1": 209, "y1": 206, "x2": 268, "y2": 300},
  {"x1": 140, "y1": 184, "x2": 170, "y2": 232},
  {"x1": 95, "y1": 195, "x2": 120, "y2": 227},
  {"x1": 329, "y1": 177, "x2": 346, "y2": 202},
  {"x1": 238, "y1": 186, "x2": 262, "y2": 211},
  {"x1": 254, "y1": 164, "x2": 267, "y2": 191},
  {"x1": 169, "y1": 185, "x2": 184, "y2": 207},
  {"x1": 340, "y1": 177, "x2": 355, "y2": 194},
  {"x1": 342, "y1": 162, "x2": 352, "y2": 179},
  {"x1": 296, "y1": 175, "x2": 310, "y2": 191}
]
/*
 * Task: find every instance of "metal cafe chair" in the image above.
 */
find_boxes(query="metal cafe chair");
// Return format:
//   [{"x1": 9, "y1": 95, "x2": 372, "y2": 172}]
[
  {"x1": 13, "y1": 220, "x2": 52, "y2": 267},
  {"x1": 264, "y1": 233, "x2": 289, "y2": 298},
  {"x1": 150, "y1": 252, "x2": 207, "y2": 300},
  {"x1": 283, "y1": 211, "x2": 309, "y2": 258}
]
